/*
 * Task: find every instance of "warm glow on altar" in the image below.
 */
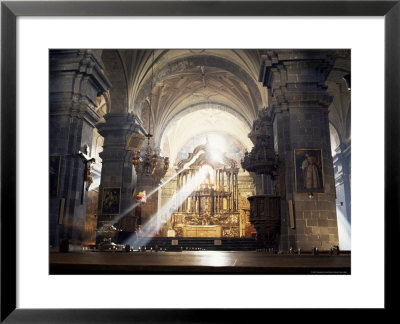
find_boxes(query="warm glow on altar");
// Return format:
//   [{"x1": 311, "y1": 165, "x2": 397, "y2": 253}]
[{"x1": 200, "y1": 163, "x2": 214, "y2": 184}]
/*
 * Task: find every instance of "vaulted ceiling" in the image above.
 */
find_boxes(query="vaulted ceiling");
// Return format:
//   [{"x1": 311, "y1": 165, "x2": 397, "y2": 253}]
[
  {"x1": 100, "y1": 49, "x2": 351, "y2": 159},
  {"x1": 101, "y1": 50, "x2": 267, "y2": 147}
]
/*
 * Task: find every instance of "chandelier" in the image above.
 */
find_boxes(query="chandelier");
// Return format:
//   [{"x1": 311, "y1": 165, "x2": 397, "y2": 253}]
[
  {"x1": 132, "y1": 136, "x2": 169, "y2": 177},
  {"x1": 132, "y1": 50, "x2": 169, "y2": 178}
]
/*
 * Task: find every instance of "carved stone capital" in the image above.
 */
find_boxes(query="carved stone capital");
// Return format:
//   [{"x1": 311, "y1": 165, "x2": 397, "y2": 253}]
[
  {"x1": 259, "y1": 50, "x2": 336, "y2": 110},
  {"x1": 97, "y1": 113, "x2": 146, "y2": 138},
  {"x1": 50, "y1": 50, "x2": 112, "y2": 127},
  {"x1": 50, "y1": 49, "x2": 111, "y2": 94},
  {"x1": 97, "y1": 113, "x2": 146, "y2": 164}
]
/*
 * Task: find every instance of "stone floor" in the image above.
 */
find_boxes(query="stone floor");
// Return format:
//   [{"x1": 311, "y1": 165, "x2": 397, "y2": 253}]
[{"x1": 50, "y1": 251, "x2": 351, "y2": 274}]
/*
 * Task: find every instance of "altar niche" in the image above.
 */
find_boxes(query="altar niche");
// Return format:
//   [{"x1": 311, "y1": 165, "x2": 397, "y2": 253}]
[{"x1": 171, "y1": 146, "x2": 240, "y2": 238}]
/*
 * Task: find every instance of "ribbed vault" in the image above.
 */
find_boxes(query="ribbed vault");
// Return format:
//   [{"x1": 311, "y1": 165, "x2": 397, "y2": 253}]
[
  {"x1": 102, "y1": 49, "x2": 268, "y2": 148},
  {"x1": 100, "y1": 49, "x2": 351, "y2": 159}
]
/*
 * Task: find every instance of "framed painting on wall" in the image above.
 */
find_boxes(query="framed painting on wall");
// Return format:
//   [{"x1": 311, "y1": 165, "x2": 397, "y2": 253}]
[
  {"x1": 101, "y1": 187, "x2": 121, "y2": 215},
  {"x1": 294, "y1": 148, "x2": 324, "y2": 193}
]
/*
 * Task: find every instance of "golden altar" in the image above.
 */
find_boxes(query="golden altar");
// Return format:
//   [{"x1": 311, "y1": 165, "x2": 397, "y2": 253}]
[
  {"x1": 182, "y1": 225, "x2": 222, "y2": 238},
  {"x1": 170, "y1": 145, "x2": 241, "y2": 238}
]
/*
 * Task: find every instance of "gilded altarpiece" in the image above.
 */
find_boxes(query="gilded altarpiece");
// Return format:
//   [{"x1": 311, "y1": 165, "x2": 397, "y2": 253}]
[{"x1": 170, "y1": 145, "x2": 246, "y2": 238}]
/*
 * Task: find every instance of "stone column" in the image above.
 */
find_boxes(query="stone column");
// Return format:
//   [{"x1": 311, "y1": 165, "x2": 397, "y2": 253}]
[
  {"x1": 96, "y1": 113, "x2": 145, "y2": 240},
  {"x1": 259, "y1": 50, "x2": 339, "y2": 251},
  {"x1": 49, "y1": 49, "x2": 111, "y2": 248}
]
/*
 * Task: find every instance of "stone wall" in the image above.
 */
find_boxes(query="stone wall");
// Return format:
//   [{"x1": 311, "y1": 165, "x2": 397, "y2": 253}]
[
  {"x1": 49, "y1": 49, "x2": 111, "y2": 248},
  {"x1": 84, "y1": 189, "x2": 99, "y2": 245},
  {"x1": 259, "y1": 50, "x2": 340, "y2": 251}
]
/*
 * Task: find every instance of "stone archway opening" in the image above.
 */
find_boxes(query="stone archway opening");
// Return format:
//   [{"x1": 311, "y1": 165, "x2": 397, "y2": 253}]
[{"x1": 138, "y1": 107, "x2": 258, "y2": 240}]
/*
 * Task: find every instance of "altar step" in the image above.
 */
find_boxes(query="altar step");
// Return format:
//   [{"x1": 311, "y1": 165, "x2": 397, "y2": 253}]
[{"x1": 131, "y1": 237, "x2": 257, "y2": 251}]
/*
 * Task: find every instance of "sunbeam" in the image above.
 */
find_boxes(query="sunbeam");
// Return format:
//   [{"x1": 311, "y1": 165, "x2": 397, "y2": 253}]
[
  {"x1": 97, "y1": 167, "x2": 187, "y2": 233},
  {"x1": 123, "y1": 164, "x2": 213, "y2": 248}
]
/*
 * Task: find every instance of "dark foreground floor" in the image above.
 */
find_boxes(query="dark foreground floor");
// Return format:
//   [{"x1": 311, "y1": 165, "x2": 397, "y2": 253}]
[{"x1": 50, "y1": 251, "x2": 350, "y2": 274}]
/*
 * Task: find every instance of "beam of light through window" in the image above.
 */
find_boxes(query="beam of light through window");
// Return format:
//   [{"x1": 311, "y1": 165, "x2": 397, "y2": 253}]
[
  {"x1": 97, "y1": 167, "x2": 187, "y2": 233},
  {"x1": 123, "y1": 165, "x2": 212, "y2": 248}
]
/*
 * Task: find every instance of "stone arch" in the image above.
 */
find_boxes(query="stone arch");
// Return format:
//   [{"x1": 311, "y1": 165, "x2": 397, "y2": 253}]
[
  {"x1": 156, "y1": 102, "x2": 252, "y2": 148},
  {"x1": 101, "y1": 50, "x2": 129, "y2": 113}
]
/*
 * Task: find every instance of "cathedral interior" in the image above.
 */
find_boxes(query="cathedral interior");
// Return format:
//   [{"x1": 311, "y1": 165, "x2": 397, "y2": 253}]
[{"x1": 49, "y1": 49, "x2": 351, "y2": 274}]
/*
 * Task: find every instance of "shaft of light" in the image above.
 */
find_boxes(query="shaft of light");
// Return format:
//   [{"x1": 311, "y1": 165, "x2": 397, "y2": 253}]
[
  {"x1": 97, "y1": 167, "x2": 186, "y2": 233},
  {"x1": 146, "y1": 166, "x2": 187, "y2": 198},
  {"x1": 124, "y1": 166, "x2": 210, "y2": 247}
]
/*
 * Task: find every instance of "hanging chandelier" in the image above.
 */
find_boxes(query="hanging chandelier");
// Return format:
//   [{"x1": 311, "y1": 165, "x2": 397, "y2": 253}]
[
  {"x1": 131, "y1": 134, "x2": 169, "y2": 177},
  {"x1": 132, "y1": 50, "x2": 169, "y2": 178}
]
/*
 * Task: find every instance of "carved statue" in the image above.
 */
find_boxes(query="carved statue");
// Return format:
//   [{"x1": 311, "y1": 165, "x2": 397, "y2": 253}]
[{"x1": 78, "y1": 150, "x2": 95, "y2": 191}]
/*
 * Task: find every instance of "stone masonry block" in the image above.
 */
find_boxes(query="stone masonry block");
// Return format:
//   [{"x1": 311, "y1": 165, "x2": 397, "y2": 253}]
[
  {"x1": 306, "y1": 219, "x2": 318, "y2": 226},
  {"x1": 319, "y1": 227, "x2": 329, "y2": 235},
  {"x1": 328, "y1": 227, "x2": 338, "y2": 235},
  {"x1": 318, "y1": 219, "x2": 329, "y2": 227}
]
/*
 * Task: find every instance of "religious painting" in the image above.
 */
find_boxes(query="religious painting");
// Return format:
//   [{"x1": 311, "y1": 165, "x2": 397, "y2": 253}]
[
  {"x1": 101, "y1": 188, "x2": 121, "y2": 215},
  {"x1": 294, "y1": 149, "x2": 324, "y2": 193},
  {"x1": 49, "y1": 155, "x2": 61, "y2": 197}
]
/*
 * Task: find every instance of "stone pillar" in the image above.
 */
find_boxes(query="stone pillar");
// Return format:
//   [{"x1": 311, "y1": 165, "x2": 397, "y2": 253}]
[
  {"x1": 259, "y1": 50, "x2": 339, "y2": 251},
  {"x1": 49, "y1": 49, "x2": 111, "y2": 248},
  {"x1": 96, "y1": 113, "x2": 145, "y2": 240}
]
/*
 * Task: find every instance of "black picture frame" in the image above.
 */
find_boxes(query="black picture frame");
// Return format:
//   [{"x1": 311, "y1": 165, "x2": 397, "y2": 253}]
[{"x1": 1, "y1": 0, "x2": 398, "y2": 322}]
